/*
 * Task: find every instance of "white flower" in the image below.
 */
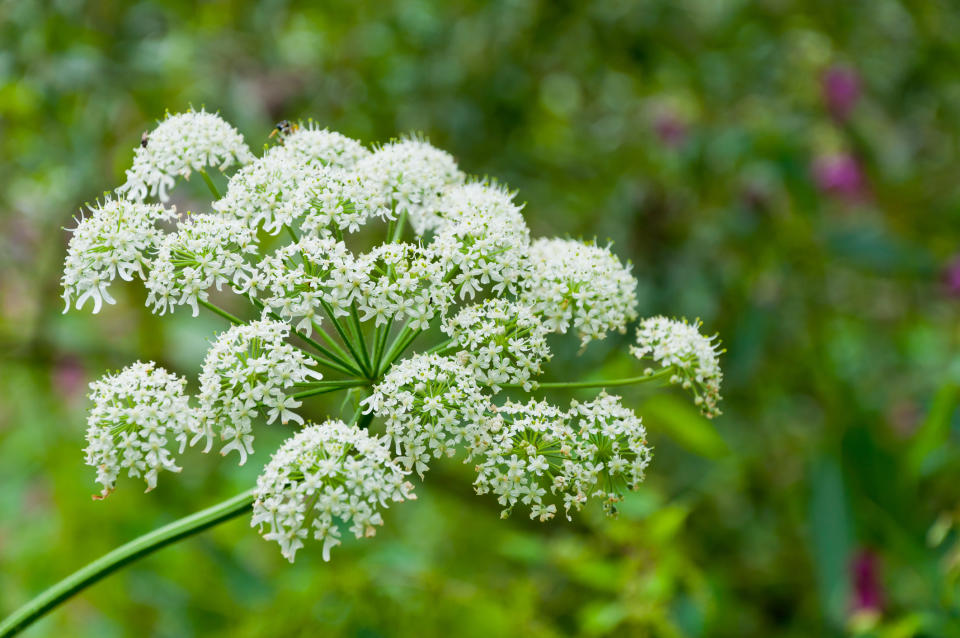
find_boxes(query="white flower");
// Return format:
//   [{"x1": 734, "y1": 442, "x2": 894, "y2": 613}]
[
  {"x1": 521, "y1": 237, "x2": 639, "y2": 346},
  {"x1": 277, "y1": 124, "x2": 370, "y2": 169},
  {"x1": 212, "y1": 146, "x2": 315, "y2": 234},
  {"x1": 61, "y1": 198, "x2": 176, "y2": 314},
  {"x1": 84, "y1": 361, "x2": 194, "y2": 498},
  {"x1": 297, "y1": 169, "x2": 394, "y2": 236},
  {"x1": 356, "y1": 243, "x2": 453, "y2": 331},
  {"x1": 631, "y1": 316, "x2": 723, "y2": 418},
  {"x1": 364, "y1": 354, "x2": 487, "y2": 477},
  {"x1": 194, "y1": 318, "x2": 322, "y2": 464},
  {"x1": 144, "y1": 214, "x2": 258, "y2": 316},
  {"x1": 470, "y1": 392, "x2": 651, "y2": 520},
  {"x1": 354, "y1": 137, "x2": 464, "y2": 235},
  {"x1": 429, "y1": 181, "x2": 531, "y2": 298},
  {"x1": 251, "y1": 419, "x2": 415, "y2": 562},
  {"x1": 442, "y1": 298, "x2": 551, "y2": 392},
  {"x1": 117, "y1": 108, "x2": 255, "y2": 202},
  {"x1": 251, "y1": 237, "x2": 454, "y2": 338}
]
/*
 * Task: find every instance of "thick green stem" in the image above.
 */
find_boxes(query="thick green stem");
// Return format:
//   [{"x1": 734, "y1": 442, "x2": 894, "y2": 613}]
[
  {"x1": 508, "y1": 368, "x2": 675, "y2": 391},
  {"x1": 0, "y1": 490, "x2": 255, "y2": 637}
]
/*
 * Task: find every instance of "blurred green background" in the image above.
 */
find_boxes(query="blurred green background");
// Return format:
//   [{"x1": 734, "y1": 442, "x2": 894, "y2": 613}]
[{"x1": 3, "y1": 0, "x2": 960, "y2": 636}]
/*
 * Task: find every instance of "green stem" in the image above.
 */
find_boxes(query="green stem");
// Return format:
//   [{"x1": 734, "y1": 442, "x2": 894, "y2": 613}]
[
  {"x1": 508, "y1": 368, "x2": 675, "y2": 390},
  {"x1": 349, "y1": 304, "x2": 373, "y2": 374},
  {"x1": 371, "y1": 317, "x2": 393, "y2": 373},
  {"x1": 292, "y1": 380, "x2": 369, "y2": 400},
  {"x1": 320, "y1": 301, "x2": 370, "y2": 377},
  {"x1": 248, "y1": 299, "x2": 364, "y2": 377},
  {"x1": 0, "y1": 490, "x2": 255, "y2": 637},
  {"x1": 285, "y1": 225, "x2": 299, "y2": 244},
  {"x1": 198, "y1": 299, "x2": 244, "y2": 325},
  {"x1": 389, "y1": 209, "x2": 407, "y2": 243},
  {"x1": 309, "y1": 319, "x2": 356, "y2": 365},
  {"x1": 425, "y1": 338, "x2": 455, "y2": 355},
  {"x1": 199, "y1": 170, "x2": 221, "y2": 200}
]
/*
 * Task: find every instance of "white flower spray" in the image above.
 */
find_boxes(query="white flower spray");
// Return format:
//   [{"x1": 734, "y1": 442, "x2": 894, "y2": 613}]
[{"x1": 62, "y1": 112, "x2": 724, "y2": 561}]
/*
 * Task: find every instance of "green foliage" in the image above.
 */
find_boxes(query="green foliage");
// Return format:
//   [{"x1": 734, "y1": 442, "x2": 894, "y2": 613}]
[{"x1": 3, "y1": 0, "x2": 960, "y2": 635}]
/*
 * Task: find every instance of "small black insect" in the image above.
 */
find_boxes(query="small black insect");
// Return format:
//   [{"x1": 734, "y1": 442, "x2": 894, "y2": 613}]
[
  {"x1": 140, "y1": 131, "x2": 149, "y2": 148},
  {"x1": 268, "y1": 119, "x2": 299, "y2": 141}
]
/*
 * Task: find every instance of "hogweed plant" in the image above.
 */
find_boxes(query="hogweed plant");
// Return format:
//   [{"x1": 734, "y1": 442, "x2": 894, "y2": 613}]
[{"x1": 1, "y1": 109, "x2": 724, "y2": 635}]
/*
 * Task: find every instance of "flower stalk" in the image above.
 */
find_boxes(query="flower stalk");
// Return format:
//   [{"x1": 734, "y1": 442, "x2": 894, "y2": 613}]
[{"x1": 0, "y1": 490, "x2": 255, "y2": 638}]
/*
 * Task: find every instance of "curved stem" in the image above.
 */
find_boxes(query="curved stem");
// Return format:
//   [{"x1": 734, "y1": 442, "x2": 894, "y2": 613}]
[
  {"x1": 0, "y1": 490, "x2": 255, "y2": 637},
  {"x1": 508, "y1": 368, "x2": 675, "y2": 391}
]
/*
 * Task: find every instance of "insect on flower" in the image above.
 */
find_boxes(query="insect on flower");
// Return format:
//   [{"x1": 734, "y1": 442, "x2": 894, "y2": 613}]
[{"x1": 268, "y1": 119, "x2": 299, "y2": 141}]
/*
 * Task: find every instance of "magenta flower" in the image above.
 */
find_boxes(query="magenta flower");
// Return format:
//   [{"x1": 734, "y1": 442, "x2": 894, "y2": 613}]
[
  {"x1": 851, "y1": 550, "x2": 883, "y2": 615},
  {"x1": 653, "y1": 111, "x2": 687, "y2": 148},
  {"x1": 942, "y1": 255, "x2": 960, "y2": 297},
  {"x1": 812, "y1": 153, "x2": 865, "y2": 201},
  {"x1": 822, "y1": 65, "x2": 861, "y2": 122}
]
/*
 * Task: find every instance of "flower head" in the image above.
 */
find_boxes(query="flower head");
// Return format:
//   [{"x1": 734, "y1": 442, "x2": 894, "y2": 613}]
[
  {"x1": 354, "y1": 138, "x2": 464, "y2": 235},
  {"x1": 117, "y1": 109, "x2": 254, "y2": 202},
  {"x1": 277, "y1": 124, "x2": 370, "y2": 169},
  {"x1": 471, "y1": 392, "x2": 650, "y2": 520},
  {"x1": 443, "y1": 299, "x2": 550, "y2": 392},
  {"x1": 195, "y1": 318, "x2": 322, "y2": 464},
  {"x1": 251, "y1": 419, "x2": 415, "y2": 562},
  {"x1": 522, "y1": 238, "x2": 638, "y2": 346},
  {"x1": 631, "y1": 316, "x2": 723, "y2": 418},
  {"x1": 429, "y1": 181, "x2": 531, "y2": 299},
  {"x1": 62, "y1": 198, "x2": 176, "y2": 314},
  {"x1": 364, "y1": 354, "x2": 486, "y2": 477},
  {"x1": 145, "y1": 214, "x2": 258, "y2": 316},
  {"x1": 822, "y1": 65, "x2": 861, "y2": 122},
  {"x1": 84, "y1": 361, "x2": 194, "y2": 498}
]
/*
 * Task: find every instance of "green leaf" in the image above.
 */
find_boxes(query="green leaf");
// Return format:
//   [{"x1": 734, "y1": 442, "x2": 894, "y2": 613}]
[
  {"x1": 640, "y1": 393, "x2": 728, "y2": 458},
  {"x1": 906, "y1": 382, "x2": 959, "y2": 479}
]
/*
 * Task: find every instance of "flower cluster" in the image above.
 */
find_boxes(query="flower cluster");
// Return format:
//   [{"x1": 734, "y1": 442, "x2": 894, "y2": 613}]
[
  {"x1": 64, "y1": 111, "x2": 725, "y2": 563},
  {"x1": 62, "y1": 198, "x2": 176, "y2": 314},
  {"x1": 145, "y1": 214, "x2": 258, "y2": 316},
  {"x1": 250, "y1": 237, "x2": 451, "y2": 337},
  {"x1": 274, "y1": 124, "x2": 370, "y2": 169},
  {"x1": 631, "y1": 316, "x2": 723, "y2": 417},
  {"x1": 430, "y1": 182, "x2": 531, "y2": 298},
  {"x1": 443, "y1": 298, "x2": 550, "y2": 392},
  {"x1": 364, "y1": 354, "x2": 487, "y2": 477},
  {"x1": 522, "y1": 238, "x2": 639, "y2": 346},
  {"x1": 470, "y1": 392, "x2": 651, "y2": 520},
  {"x1": 83, "y1": 361, "x2": 194, "y2": 498},
  {"x1": 251, "y1": 419, "x2": 415, "y2": 562},
  {"x1": 195, "y1": 318, "x2": 322, "y2": 464},
  {"x1": 354, "y1": 138, "x2": 464, "y2": 235},
  {"x1": 117, "y1": 108, "x2": 254, "y2": 202}
]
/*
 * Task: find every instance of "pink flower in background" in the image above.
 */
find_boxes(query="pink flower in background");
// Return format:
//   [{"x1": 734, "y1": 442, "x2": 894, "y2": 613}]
[
  {"x1": 851, "y1": 550, "x2": 883, "y2": 615},
  {"x1": 822, "y1": 65, "x2": 861, "y2": 122},
  {"x1": 52, "y1": 355, "x2": 86, "y2": 402},
  {"x1": 942, "y1": 255, "x2": 960, "y2": 297},
  {"x1": 653, "y1": 111, "x2": 687, "y2": 148},
  {"x1": 812, "y1": 153, "x2": 865, "y2": 201}
]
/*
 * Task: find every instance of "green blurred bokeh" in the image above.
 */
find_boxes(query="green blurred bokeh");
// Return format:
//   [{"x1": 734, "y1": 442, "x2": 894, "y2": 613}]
[{"x1": 3, "y1": 1, "x2": 960, "y2": 636}]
